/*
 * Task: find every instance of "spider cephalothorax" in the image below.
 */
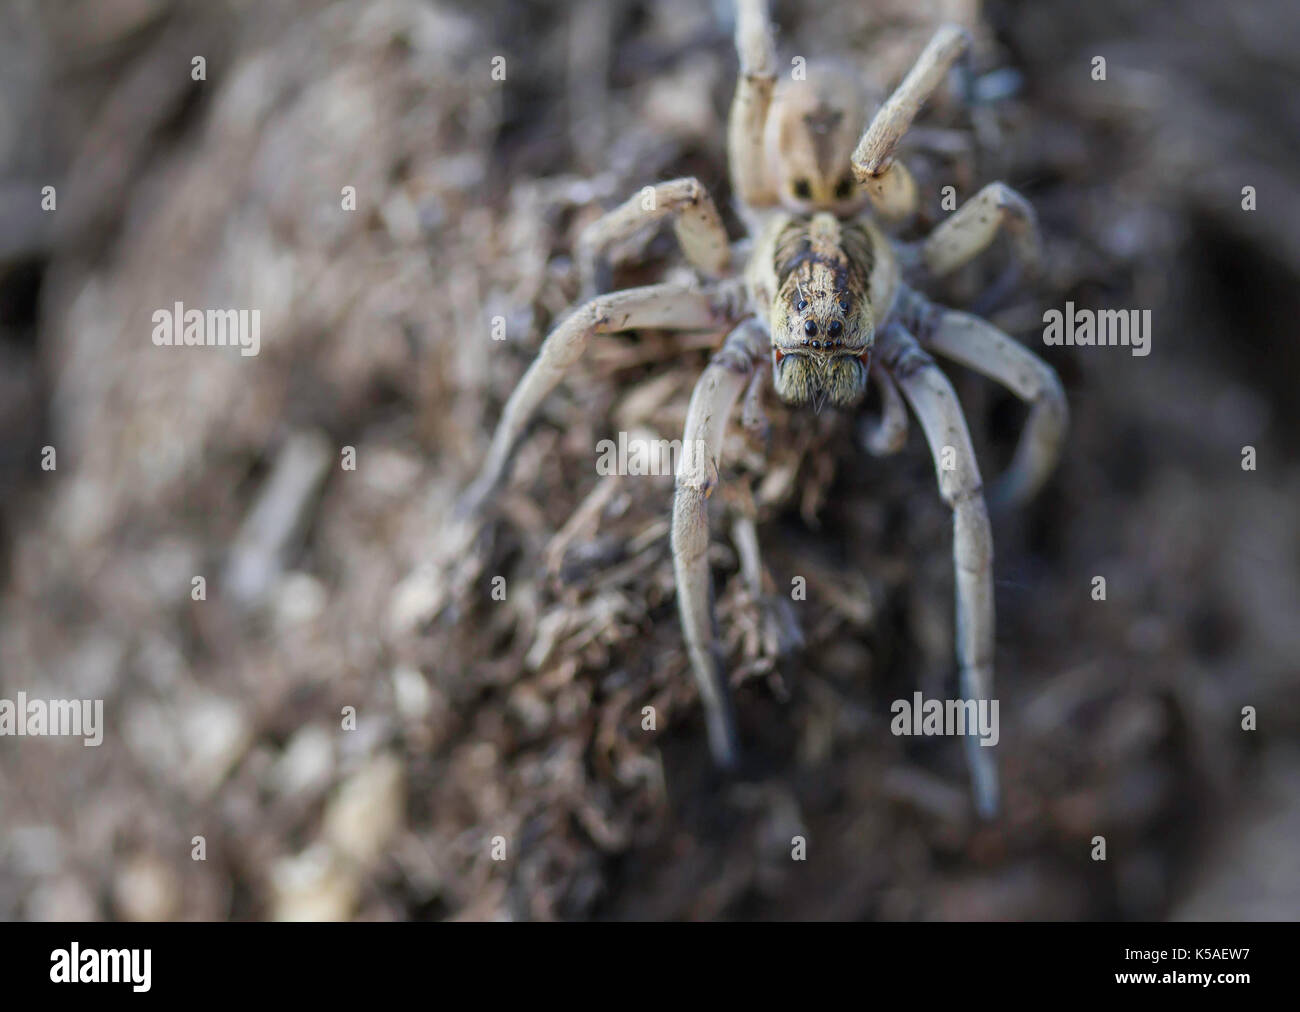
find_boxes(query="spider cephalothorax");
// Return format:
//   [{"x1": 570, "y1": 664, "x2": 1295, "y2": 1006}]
[
  {"x1": 763, "y1": 213, "x2": 887, "y2": 409},
  {"x1": 455, "y1": 2, "x2": 1066, "y2": 818}
]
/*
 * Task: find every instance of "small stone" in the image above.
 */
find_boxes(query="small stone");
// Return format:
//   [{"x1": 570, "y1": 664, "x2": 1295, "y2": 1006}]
[
  {"x1": 182, "y1": 695, "x2": 252, "y2": 797},
  {"x1": 389, "y1": 566, "x2": 441, "y2": 634},
  {"x1": 272, "y1": 725, "x2": 335, "y2": 797},
  {"x1": 271, "y1": 844, "x2": 358, "y2": 922},
  {"x1": 323, "y1": 753, "x2": 405, "y2": 868},
  {"x1": 114, "y1": 854, "x2": 181, "y2": 921},
  {"x1": 392, "y1": 665, "x2": 432, "y2": 720},
  {"x1": 274, "y1": 571, "x2": 327, "y2": 627}
]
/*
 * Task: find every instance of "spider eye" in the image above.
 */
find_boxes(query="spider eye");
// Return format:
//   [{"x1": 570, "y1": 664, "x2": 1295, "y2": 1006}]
[
  {"x1": 838, "y1": 298, "x2": 850, "y2": 313},
  {"x1": 796, "y1": 299, "x2": 808, "y2": 311},
  {"x1": 834, "y1": 175, "x2": 855, "y2": 200},
  {"x1": 804, "y1": 320, "x2": 818, "y2": 336},
  {"x1": 828, "y1": 320, "x2": 842, "y2": 337},
  {"x1": 792, "y1": 178, "x2": 812, "y2": 200}
]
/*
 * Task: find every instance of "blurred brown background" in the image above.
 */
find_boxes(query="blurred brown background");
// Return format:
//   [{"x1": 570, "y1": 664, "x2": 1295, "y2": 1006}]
[{"x1": 0, "y1": 0, "x2": 1297, "y2": 921}]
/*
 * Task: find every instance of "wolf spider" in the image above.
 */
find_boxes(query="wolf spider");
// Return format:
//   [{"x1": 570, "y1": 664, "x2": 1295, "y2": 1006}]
[{"x1": 458, "y1": 1, "x2": 1067, "y2": 817}]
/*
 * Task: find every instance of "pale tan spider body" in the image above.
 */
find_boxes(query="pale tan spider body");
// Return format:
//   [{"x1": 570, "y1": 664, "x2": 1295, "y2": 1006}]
[
  {"x1": 458, "y1": 2, "x2": 1067, "y2": 818},
  {"x1": 746, "y1": 212, "x2": 898, "y2": 409}
]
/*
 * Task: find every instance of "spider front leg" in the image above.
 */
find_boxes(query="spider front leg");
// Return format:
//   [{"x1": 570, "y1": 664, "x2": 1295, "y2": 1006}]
[
  {"x1": 878, "y1": 321, "x2": 998, "y2": 818},
  {"x1": 577, "y1": 178, "x2": 731, "y2": 296},
  {"x1": 728, "y1": 0, "x2": 779, "y2": 208},
  {"x1": 901, "y1": 287, "x2": 1067, "y2": 507},
  {"x1": 922, "y1": 182, "x2": 1043, "y2": 278},
  {"x1": 672, "y1": 318, "x2": 768, "y2": 766},
  {"x1": 458, "y1": 280, "x2": 745, "y2": 520},
  {"x1": 851, "y1": 24, "x2": 971, "y2": 221},
  {"x1": 741, "y1": 358, "x2": 771, "y2": 447}
]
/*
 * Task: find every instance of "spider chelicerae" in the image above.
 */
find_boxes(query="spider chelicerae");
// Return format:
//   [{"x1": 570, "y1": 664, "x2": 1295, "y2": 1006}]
[{"x1": 456, "y1": 0, "x2": 1067, "y2": 817}]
